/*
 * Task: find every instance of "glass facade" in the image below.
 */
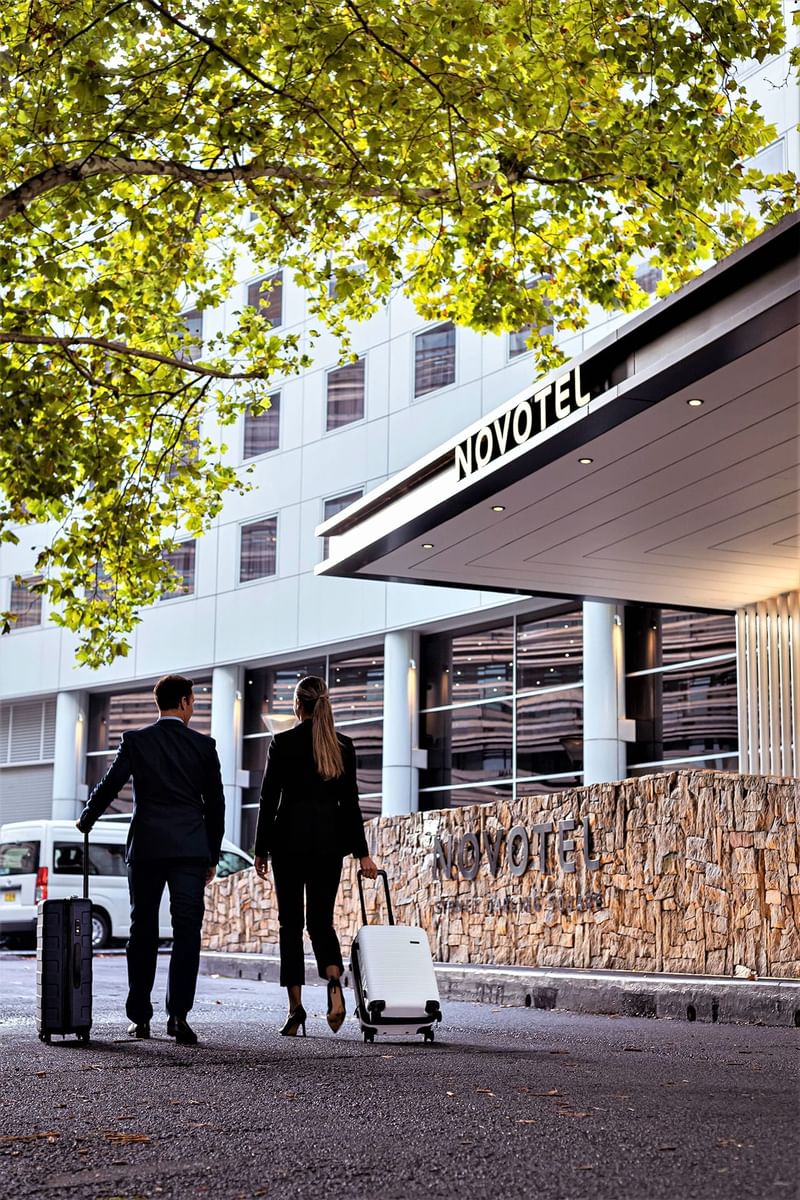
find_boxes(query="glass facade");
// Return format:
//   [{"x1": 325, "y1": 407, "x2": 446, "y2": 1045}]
[
  {"x1": 625, "y1": 605, "x2": 738, "y2": 772},
  {"x1": 239, "y1": 650, "x2": 384, "y2": 851},
  {"x1": 420, "y1": 603, "x2": 737, "y2": 808},
  {"x1": 85, "y1": 680, "x2": 213, "y2": 812},
  {"x1": 420, "y1": 608, "x2": 583, "y2": 808}
]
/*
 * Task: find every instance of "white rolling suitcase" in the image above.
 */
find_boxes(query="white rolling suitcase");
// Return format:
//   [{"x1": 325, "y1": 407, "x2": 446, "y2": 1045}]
[{"x1": 350, "y1": 870, "x2": 442, "y2": 1044}]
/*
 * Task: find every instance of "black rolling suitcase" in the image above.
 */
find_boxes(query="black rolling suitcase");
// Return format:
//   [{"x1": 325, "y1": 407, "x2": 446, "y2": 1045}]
[{"x1": 36, "y1": 830, "x2": 93, "y2": 1044}]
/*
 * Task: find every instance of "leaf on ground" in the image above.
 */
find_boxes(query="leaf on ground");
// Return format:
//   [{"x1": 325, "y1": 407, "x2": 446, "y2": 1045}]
[
  {"x1": 0, "y1": 1131, "x2": 60, "y2": 1143},
  {"x1": 102, "y1": 1131, "x2": 151, "y2": 1144},
  {"x1": 34, "y1": 1072, "x2": 46, "y2": 1078},
  {"x1": 516, "y1": 1119, "x2": 537, "y2": 1124},
  {"x1": 558, "y1": 1109, "x2": 592, "y2": 1118},
  {"x1": 529, "y1": 1088, "x2": 562, "y2": 1097},
  {"x1": 476, "y1": 1088, "x2": 496, "y2": 1096}
]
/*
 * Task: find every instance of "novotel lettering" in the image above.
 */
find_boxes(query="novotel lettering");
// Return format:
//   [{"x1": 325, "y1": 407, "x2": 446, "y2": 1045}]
[
  {"x1": 433, "y1": 817, "x2": 601, "y2": 881},
  {"x1": 455, "y1": 364, "x2": 591, "y2": 482}
]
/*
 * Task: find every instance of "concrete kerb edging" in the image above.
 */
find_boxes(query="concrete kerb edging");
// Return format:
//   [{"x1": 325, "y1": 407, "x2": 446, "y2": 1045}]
[{"x1": 199, "y1": 952, "x2": 800, "y2": 1029}]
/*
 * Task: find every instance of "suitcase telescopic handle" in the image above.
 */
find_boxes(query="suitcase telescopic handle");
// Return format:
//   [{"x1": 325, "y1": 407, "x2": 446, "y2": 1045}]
[
  {"x1": 83, "y1": 830, "x2": 89, "y2": 902},
  {"x1": 356, "y1": 868, "x2": 394, "y2": 927}
]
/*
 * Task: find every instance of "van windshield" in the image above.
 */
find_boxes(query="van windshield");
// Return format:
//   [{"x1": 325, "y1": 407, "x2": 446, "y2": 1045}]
[{"x1": 0, "y1": 841, "x2": 40, "y2": 875}]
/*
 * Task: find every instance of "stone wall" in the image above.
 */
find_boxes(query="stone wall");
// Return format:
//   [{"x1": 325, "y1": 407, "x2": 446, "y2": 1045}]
[{"x1": 202, "y1": 771, "x2": 800, "y2": 978}]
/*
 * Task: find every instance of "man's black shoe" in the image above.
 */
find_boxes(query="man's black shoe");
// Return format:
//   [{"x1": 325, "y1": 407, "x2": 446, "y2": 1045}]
[
  {"x1": 167, "y1": 1015, "x2": 198, "y2": 1045},
  {"x1": 127, "y1": 1020, "x2": 151, "y2": 1039}
]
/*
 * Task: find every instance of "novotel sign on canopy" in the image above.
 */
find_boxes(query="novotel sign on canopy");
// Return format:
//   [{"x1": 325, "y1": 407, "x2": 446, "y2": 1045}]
[{"x1": 455, "y1": 364, "x2": 593, "y2": 482}]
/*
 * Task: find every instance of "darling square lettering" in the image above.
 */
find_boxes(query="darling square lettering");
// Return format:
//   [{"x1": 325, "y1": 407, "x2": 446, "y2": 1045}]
[{"x1": 454, "y1": 364, "x2": 592, "y2": 482}]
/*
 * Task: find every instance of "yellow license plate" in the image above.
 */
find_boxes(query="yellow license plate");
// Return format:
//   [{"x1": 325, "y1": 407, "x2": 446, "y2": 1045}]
[{"x1": 3, "y1": 891, "x2": 18, "y2": 901}]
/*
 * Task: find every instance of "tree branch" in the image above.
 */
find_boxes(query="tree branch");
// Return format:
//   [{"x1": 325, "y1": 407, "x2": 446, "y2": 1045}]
[
  {"x1": 0, "y1": 332, "x2": 260, "y2": 379},
  {"x1": 0, "y1": 151, "x2": 616, "y2": 223}
]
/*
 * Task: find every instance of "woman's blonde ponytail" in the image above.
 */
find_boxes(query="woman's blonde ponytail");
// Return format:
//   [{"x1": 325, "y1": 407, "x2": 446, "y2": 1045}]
[{"x1": 295, "y1": 676, "x2": 344, "y2": 780}]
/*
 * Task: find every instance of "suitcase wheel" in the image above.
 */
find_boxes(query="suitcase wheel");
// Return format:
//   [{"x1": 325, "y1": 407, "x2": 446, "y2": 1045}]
[
  {"x1": 77, "y1": 1028, "x2": 91, "y2": 1045},
  {"x1": 39, "y1": 1032, "x2": 51, "y2": 1045},
  {"x1": 423, "y1": 1029, "x2": 435, "y2": 1044},
  {"x1": 363, "y1": 1029, "x2": 375, "y2": 1044}
]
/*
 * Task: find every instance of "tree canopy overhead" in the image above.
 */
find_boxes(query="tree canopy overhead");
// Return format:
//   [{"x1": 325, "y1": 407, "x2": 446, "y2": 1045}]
[{"x1": 1, "y1": 0, "x2": 797, "y2": 665}]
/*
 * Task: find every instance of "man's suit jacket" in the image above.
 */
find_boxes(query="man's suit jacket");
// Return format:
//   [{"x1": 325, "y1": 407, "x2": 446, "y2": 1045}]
[
  {"x1": 255, "y1": 721, "x2": 369, "y2": 861},
  {"x1": 79, "y1": 719, "x2": 226, "y2": 863}
]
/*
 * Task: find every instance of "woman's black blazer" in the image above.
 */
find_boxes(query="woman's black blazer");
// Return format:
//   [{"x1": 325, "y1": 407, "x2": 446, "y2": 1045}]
[{"x1": 254, "y1": 720, "x2": 369, "y2": 860}]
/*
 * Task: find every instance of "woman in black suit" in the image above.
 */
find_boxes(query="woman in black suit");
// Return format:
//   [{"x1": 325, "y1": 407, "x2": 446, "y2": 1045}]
[{"x1": 254, "y1": 675, "x2": 378, "y2": 1036}]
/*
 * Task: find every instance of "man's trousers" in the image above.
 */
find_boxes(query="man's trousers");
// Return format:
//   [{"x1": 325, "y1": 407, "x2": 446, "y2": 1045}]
[{"x1": 126, "y1": 857, "x2": 207, "y2": 1023}]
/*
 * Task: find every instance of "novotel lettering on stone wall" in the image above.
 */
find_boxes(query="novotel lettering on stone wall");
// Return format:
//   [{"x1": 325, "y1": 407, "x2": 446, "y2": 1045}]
[
  {"x1": 433, "y1": 817, "x2": 601, "y2": 881},
  {"x1": 455, "y1": 364, "x2": 592, "y2": 482}
]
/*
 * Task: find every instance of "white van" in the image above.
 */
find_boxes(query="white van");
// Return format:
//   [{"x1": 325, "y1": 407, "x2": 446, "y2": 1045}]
[{"x1": 0, "y1": 818, "x2": 253, "y2": 949}]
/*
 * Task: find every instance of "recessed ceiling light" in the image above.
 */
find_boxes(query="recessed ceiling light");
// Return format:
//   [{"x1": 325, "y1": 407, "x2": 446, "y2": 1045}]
[
  {"x1": 578, "y1": 457, "x2": 593, "y2": 465},
  {"x1": 687, "y1": 398, "x2": 704, "y2": 407},
  {"x1": 491, "y1": 505, "x2": 506, "y2": 512},
  {"x1": 422, "y1": 543, "x2": 434, "y2": 549}
]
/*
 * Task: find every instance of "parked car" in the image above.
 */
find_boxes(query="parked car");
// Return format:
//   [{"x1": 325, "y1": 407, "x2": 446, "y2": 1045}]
[{"x1": 0, "y1": 818, "x2": 253, "y2": 949}]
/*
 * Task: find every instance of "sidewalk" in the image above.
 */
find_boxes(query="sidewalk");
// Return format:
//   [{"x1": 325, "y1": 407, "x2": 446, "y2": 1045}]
[{"x1": 199, "y1": 951, "x2": 800, "y2": 1028}]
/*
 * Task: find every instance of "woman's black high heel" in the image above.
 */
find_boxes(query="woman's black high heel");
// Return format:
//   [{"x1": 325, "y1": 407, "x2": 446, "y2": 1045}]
[
  {"x1": 279, "y1": 1004, "x2": 307, "y2": 1037},
  {"x1": 326, "y1": 977, "x2": 346, "y2": 1033}
]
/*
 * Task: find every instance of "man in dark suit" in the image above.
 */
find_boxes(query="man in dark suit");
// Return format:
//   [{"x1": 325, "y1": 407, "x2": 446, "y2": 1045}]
[{"x1": 77, "y1": 674, "x2": 225, "y2": 1045}]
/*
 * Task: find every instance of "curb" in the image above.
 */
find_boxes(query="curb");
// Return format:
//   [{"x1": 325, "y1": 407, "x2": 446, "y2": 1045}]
[{"x1": 199, "y1": 951, "x2": 800, "y2": 1028}]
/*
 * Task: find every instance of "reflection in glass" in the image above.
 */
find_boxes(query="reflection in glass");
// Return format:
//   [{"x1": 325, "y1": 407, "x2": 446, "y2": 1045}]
[
  {"x1": 346, "y1": 720, "x2": 383, "y2": 803},
  {"x1": 516, "y1": 611, "x2": 582, "y2": 692},
  {"x1": 329, "y1": 651, "x2": 384, "y2": 723},
  {"x1": 516, "y1": 774, "x2": 583, "y2": 797},
  {"x1": 243, "y1": 661, "x2": 326, "y2": 736},
  {"x1": 629, "y1": 663, "x2": 738, "y2": 764},
  {"x1": 516, "y1": 688, "x2": 583, "y2": 778},
  {"x1": 420, "y1": 782, "x2": 514, "y2": 811},
  {"x1": 421, "y1": 623, "x2": 513, "y2": 709},
  {"x1": 88, "y1": 682, "x2": 212, "y2": 752},
  {"x1": 659, "y1": 610, "x2": 736, "y2": 664}
]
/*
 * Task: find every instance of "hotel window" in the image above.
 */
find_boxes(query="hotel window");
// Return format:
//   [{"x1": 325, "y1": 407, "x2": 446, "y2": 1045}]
[
  {"x1": 179, "y1": 309, "x2": 203, "y2": 361},
  {"x1": 161, "y1": 540, "x2": 195, "y2": 600},
  {"x1": 240, "y1": 516, "x2": 278, "y2": 582},
  {"x1": 321, "y1": 489, "x2": 363, "y2": 559},
  {"x1": 414, "y1": 322, "x2": 455, "y2": 397},
  {"x1": 243, "y1": 393, "x2": 280, "y2": 459},
  {"x1": 8, "y1": 576, "x2": 43, "y2": 628},
  {"x1": 247, "y1": 272, "x2": 283, "y2": 328},
  {"x1": 326, "y1": 357, "x2": 365, "y2": 430}
]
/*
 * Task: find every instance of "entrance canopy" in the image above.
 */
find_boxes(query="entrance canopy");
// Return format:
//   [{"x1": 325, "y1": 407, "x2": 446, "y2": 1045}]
[{"x1": 317, "y1": 214, "x2": 799, "y2": 612}]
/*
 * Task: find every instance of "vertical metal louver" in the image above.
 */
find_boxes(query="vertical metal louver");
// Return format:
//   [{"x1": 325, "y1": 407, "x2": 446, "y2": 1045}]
[{"x1": 736, "y1": 591, "x2": 799, "y2": 778}]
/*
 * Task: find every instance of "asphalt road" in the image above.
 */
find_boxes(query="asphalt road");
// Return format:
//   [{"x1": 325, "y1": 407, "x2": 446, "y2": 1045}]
[{"x1": 1, "y1": 953, "x2": 797, "y2": 1200}]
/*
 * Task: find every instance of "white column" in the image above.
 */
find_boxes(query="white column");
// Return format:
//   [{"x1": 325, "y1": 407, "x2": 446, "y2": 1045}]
[
  {"x1": 210, "y1": 665, "x2": 242, "y2": 846},
  {"x1": 52, "y1": 691, "x2": 87, "y2": 819},
  {"x1": 381, "y1": 630, "x2": 421, "y2": 816},
  {"x1": 582, "y1": 602, "x2": 627, "y2": 785}
]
